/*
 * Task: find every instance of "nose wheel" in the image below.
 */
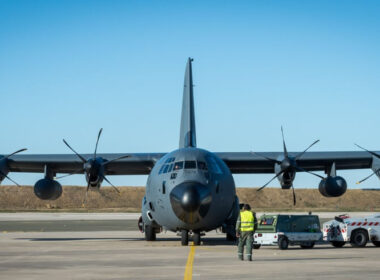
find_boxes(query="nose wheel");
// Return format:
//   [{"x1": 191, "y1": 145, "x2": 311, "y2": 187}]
[
  {"x1": 193, "y1": 231, "x2": 201, "y2": 245},
  {"x1": 181, "y1": 230, "x2": 189, "y2": 246}
]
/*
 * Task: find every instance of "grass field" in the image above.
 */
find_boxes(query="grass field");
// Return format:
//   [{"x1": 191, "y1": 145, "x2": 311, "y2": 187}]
[{"x1": 0, "y1": 185, "x2": 379, "y2": 212}]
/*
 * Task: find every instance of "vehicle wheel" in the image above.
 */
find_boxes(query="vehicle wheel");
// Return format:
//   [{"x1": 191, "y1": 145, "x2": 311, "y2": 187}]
[
  {"x1": 278, "y1": 236, "x2": 289, "y2": 250},
  {"x1": 331, "y1": 241, "x2": 346, "y2": 248},
  {"x1": 193, "y1": 231, "x2": 201, "y2": 245},
  {"x1": 181, "y1": 230, "x2": 189, "y2": 246},
  {"x1": 253, "y1": 244, "x2": 261, "y2": 250},
  {"x1": 300, "y1": 242, "x2": 315, "y2": 249},
  {"x1": 351, "y1": 229, "x2": 368, "y2": 248},
  {"x1": 226, "y1": 233, "x2": 236, "y2": 241},
  {"x1": 372, "y1": 241, "x2": 380, "y2": 247},
  {"x1": 145, "y1": 225, "x2": 156, "y2": 241}
]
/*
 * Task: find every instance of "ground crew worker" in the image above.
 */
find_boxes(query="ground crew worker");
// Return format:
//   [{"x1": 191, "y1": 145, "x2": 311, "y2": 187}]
[{"x1": 235, "y1": 204, "x2": 257, "y2": 261}]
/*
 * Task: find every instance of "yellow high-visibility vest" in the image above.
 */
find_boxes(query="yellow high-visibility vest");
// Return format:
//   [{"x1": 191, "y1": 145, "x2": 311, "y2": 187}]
[{"x1": 240, "y1": 211, "x2": 254, "y2": 232}]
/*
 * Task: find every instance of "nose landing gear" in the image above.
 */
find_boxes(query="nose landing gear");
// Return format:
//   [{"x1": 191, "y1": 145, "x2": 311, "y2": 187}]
[
  {"x1": 181, "y1": 230, "x2": 189, "y2": 246},
  {"x1": 181, "y1": 230, "x2": 202, "y2": 246}
]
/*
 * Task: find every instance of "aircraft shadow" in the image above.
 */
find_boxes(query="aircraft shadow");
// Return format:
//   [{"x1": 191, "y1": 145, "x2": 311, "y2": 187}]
[{"x1": 15, "y1": 237, "x2": 144, "y2": 242}]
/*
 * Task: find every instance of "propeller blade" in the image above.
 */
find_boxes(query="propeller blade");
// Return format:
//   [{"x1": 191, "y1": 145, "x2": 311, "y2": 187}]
[
  {"x1": 101, "y1": 175, "x2": 120, "y2": 194},
  {"x1": 355, "y1": 143, "x2": 380, "y2": 159},
  {"x1": 295, "y1": 140, "x2": 320, "y2": 160},
  {"x1": 0, "y1": 170, "x2": 21, "y2": 187},
  {"x1": 94, "y1": 128, "x2": 103, "y2": 159},
  {"x1": 63, "y1": 139, "x2": 87, "y2": 163},
  {"x1": 5, "y1": 148, "x2": 27, "y2": 159},
  {"x1": 356, "y1": 169, "x2": 379, "y2": 184},
  {"x1": 281, "y1": 126, "x2": 288, "y2": 158},
  {"x1": 55, "y1": 168, "x2": 84, "y2": 179},
  {"x1": 257, "y1": 170, "x2": 284, "y2": 191},
  {"x1": 249, "y1": 151, "x2": 281, "y2": 164},
  {"x1": 291, "y1": 185, "x2": 296, "y2": 206},
  {"x1": 102, "y1": 155, "x2": 131, "y2": 166},
  {"x1": 295, "y1": 166, "x2": 325, "y2": 179}
]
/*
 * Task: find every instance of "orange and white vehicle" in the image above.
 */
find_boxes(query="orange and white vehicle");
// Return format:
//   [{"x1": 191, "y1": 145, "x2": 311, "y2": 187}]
[{"x1": 323, "y1": 214, "x2": 380, "y2": 248}]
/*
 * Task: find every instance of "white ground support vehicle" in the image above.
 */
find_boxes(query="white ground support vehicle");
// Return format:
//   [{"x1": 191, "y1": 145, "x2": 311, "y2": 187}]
[
  {"x1": 253, "y1": 214, "x2": 322, "y2": 250},
  {"x1": 323, "y1": 214, "x2": 380, "y2": 248}
]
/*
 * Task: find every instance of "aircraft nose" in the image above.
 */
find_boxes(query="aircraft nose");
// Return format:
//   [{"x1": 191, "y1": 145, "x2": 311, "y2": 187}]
[{"x1": 170, "y1": 181, "x2": 212, "y2": 224}]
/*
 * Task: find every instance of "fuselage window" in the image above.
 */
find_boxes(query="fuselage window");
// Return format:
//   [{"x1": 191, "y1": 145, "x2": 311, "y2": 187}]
[
  {"x1": 184, "y1": 161, "x2": 196, "y2": 169},
  {"x1": 163, "y1": 164, "x2": 169, "y2": 173},
  {"x1": 197, "y1": 161, "x2": 208, "y2": 170},
  {"x1": 174, "y1": 161, "x2": 184, "y2": 170}
]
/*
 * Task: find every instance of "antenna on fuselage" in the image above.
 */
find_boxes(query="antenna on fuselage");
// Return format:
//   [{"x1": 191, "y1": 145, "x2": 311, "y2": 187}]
[{"x1": 179, "y1": 57, "x2": 197, "y2": 148}]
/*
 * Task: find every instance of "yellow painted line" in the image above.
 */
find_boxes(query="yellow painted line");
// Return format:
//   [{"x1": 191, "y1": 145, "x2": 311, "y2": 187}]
[{"x1": 184, "y1": 242, "x2": 196, "y2": 280}]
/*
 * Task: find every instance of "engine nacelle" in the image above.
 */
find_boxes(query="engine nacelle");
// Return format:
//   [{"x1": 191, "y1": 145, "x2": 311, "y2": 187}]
[
  {"x1": 318, "y1": 176, "x2": 347, "y2": 197},
  {"x1": 34, "y1": 178, "x2": 62, "y2": 200}
]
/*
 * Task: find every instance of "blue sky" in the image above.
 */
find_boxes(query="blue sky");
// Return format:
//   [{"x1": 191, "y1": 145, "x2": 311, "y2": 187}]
[{"x1": 1, "y1": 0, "x2": 380, "y2": 189}]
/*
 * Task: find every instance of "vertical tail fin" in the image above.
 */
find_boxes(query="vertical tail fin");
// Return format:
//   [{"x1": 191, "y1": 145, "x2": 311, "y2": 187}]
[{"x1": 179, "y1": 58, "x2": 197, "y2": 148}]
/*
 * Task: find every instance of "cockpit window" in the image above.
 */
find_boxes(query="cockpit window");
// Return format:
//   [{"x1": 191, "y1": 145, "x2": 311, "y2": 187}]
[
  {"x1": 173, "y1": 161, "x2": 184, "y2": 170},
  {"x1": 163, "y1": 164, "x2": 169, "y2": 173},
  {"x1": 168, "y1": 163, "x2": 174, "y2": 172},
  {"x1": 158, "y1": 165, "x2": 165, "y2": 174},
  {"x1": 164, "y1": 157, "x2": 175, "y2": 164},
  {"x1": 184, "y1": 161, "x2": 196, "y2": 169},
  {"x1": 197, "y1": 161, "x2": 208, "y2": 170}
]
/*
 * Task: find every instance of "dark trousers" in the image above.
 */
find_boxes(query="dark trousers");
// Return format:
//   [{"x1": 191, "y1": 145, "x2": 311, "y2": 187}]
[{"x1": 237, "y1": 231, "x2": 253, "y2": 259}]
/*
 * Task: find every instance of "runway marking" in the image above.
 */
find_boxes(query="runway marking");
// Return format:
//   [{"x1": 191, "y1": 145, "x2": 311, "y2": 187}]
[{"x1": 184, "y1": 242, "x2": 196, "y2": 280}]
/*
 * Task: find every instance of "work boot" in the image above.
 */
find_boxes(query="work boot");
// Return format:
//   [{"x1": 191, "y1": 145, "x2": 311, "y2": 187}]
[
  {"x1": 247, "y1": 256, "x2": 252, "y2": 261},
  {"x1": 238, "y1": 255, "x2": 243, "y2": 261}
]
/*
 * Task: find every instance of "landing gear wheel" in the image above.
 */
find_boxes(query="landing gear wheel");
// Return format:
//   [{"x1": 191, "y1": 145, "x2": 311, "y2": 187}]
[
  {"x1": 253, "y1": 244, "x2": 261, "y2": 249},
  {"x1": 300, "y1": 242, "x2": 315, "y2": 249},
  {"x1": 226, "y1": 233, "x2": 236, "y2": 241},
  {"x1": 331, "y1": 241, "x2": 346, "y2": 248},
  {"x1": 372, "y1": 241, "x2": 380, "y2": 247},
  {"x1": 181, "y1": 230, "x2": 189, "y2": 246},
  {"x1": 193, "y1": 231, "x2": 201, "y2": 246},
  {"x1": 145, "y1": 225, "x2": 156, "y2": 241},
  {"x1": 278, "y1": 236, "x2": 289, "y2": 250},
  {"x1": 351, "y1": 229, "x2": 368, "y2": 248}
]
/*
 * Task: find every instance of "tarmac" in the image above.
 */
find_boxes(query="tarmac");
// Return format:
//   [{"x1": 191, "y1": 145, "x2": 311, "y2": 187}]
[{"x1": 1, "y1": 213, "x2": 380, "y2": 280}]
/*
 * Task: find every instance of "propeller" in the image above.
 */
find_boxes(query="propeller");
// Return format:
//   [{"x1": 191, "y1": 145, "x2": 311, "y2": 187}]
[
  {"x1": 251, "y1": 127, "x2": 322, "y2": 205},
  {"x1": 0, "y1": 148, "x2": 27, "y2": 187},
  {"x1": 355, "y1": 143, "x2": 380, "y2": 184},
  {"x1": 61, "y1": 128, "x2": 129, "y2": 203}
]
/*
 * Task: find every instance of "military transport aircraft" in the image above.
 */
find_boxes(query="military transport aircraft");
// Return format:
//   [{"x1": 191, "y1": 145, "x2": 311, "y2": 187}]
[{"x1": 1, "y1": 58, "x2": 379, "y2": 245}]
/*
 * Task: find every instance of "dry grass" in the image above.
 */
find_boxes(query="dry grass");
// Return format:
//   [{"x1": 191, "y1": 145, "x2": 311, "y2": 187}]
[{"x1": 1, "y1": 185, "x2": 379, "y2": 212}]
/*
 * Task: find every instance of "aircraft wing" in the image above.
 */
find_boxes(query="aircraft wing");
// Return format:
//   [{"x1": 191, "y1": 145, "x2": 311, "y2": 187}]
[
  {"x1": 216, "y1": 151, "x2": 374, "y2": 174},
  {"x1": 5, "y1": 153, "x2": 166, "y2": 175},
  {"x1": 4, "y1": 151, "x2": 375, "y2": 176}
]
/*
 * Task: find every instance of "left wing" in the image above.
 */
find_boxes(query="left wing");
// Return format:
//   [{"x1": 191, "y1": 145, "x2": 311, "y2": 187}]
[{"x1": 5, "y1": 153, "x2": 166, "y2": 175}]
